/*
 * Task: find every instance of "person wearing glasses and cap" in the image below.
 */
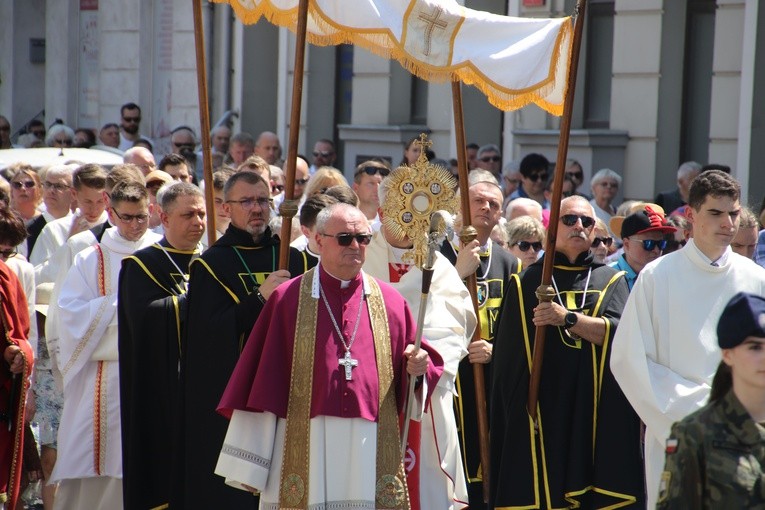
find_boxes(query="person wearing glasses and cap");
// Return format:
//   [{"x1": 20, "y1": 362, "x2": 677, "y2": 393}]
[
  {"x1": 176, "y1": 171, "x2": 313, "y2": 509},
  {"x1": 609, "y1": 204, "x2": 676, "y2": 290},
  {"x1": 611, "y1": 170, "x2": 765, "y2": 509},
  {"x1": 215, "y1": 202, "x2": 442, "y2": 509},
  {"x1": 657, "y1": 292, "x2": 765, "y2": 509},
  {"x1": 491, "y1": 194, "x2": 644, "y2": 509},
  {"x1": 52, "y1": 180, "x2": 161, "y2": 509}
]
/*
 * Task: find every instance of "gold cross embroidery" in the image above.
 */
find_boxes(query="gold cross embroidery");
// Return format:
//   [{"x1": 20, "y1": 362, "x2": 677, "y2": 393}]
[{"x1": 417, "y1": 6, "x2": 448, "y2": 56}]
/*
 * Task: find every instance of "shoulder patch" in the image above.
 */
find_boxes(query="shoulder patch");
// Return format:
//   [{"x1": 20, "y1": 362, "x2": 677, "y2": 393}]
[
  {"x1": 665, "y1": 438, "x2": 678, "y2": 454},
  {"x1": 657, "y1": 471, "x2": 671, "y2": 503}
]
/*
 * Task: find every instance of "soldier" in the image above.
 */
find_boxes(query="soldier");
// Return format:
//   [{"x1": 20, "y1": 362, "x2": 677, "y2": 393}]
[{"x1": 658, "y1": 292, "x2": 765, "y2": 509}]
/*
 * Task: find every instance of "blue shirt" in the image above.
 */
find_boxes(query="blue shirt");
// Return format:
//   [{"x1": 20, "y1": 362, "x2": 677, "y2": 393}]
[{"x1": 609, "y1": 254, "x2": 638, "y2": 290}]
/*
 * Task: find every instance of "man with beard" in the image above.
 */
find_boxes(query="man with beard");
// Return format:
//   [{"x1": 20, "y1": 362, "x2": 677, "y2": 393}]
[
  {"x1": 118, "y1": 102, "x2": 142, "y2": 152},
  {"x1": 175, "y1": 172, "x2": 314, "y2": 509},
  {"x1": 440, "y1": 170, "x2": 519, "y2": 508},
  {"x1": 490, "y1": 195, "x2": 643, "y2": 509},
  {"x1": 118, "y1": 182, "x2": 205, "y2": 510}
]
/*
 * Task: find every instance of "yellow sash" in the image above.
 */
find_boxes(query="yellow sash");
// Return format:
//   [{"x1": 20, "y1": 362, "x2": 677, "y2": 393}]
[{"x1": 279, "y1": 268, "x2": 410, "y2": 509}]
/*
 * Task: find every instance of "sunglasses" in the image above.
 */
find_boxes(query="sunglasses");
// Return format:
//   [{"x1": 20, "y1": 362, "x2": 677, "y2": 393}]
[
  {"x1": 598, "y1": 181, "x2": 618, "y2": 189},
  {"x1": 560, "y1": 214, "x2": 595, "y2": 229},
  {"x1": 591, "y1": 237, "x2": 613, "y2": 248},
  {"x1": 54, "y1": 138, "x2": 73, "y2": 146},
  {"x1": 313, "y1": 150, "x2": 334, "y2": 158},
  {"x1": 566, "y1": 171, "x2": 583, "y2": 179},
  {"x1": 11, "y1": 180, "x2": 36, "y2": 190},
  {"x1": 632, "y1": 238, "x2": 668, "y2": 251},
  {"x1": 527, "y1": 172, "x2": 549, "y2": 183},
  {"x1": 480, "y1": 156, "x2": 501, "y2": 163},
  {"x1": 515, "y1": 241, "x2": 543, "y2": 252},
  {"x1": 320, "y1": 232, "x2": 373, "y2": 246},
  {"x1": 355, "y1": 166, "x2": 390, "y2": 178}
]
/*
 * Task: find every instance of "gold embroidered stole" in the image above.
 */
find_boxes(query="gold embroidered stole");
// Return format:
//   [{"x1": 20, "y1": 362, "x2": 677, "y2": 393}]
[{"x1": 279, "y1": 268, "x2": 410, "y2": 509}]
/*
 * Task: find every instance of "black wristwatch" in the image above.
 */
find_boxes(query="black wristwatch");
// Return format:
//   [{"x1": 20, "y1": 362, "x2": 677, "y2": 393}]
[{"x1": 563, "y1": 311, "x2": 578, "y2": 329}]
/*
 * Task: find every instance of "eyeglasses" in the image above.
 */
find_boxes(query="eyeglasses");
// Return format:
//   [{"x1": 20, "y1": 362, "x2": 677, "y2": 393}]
[
  {"x1": 515, "y1": 241, "x2": 543, "y2": 252},
  {"x1": 631, "y1": 238, "x2": 668, "y2": 251},
  {"x1": 319, "y1": 232, "x2": 373, "y2": 246},
  {"x1": 566, "y1": 171, "x2": 583, "y2": 179},
  {"x1": 591, "y1": 237, "x2": 613, "y2": 248},
  {"x1": 123, "y1": 116, "x2": 141, "y2": 123},
  {"x1": 43, "y1": 181, "x2": 70, "y2": 192},
  {"x1": 560, "y1": 214, "x2": 596, "y2": 229},
  {"x1": 11, "y1": 180, "x2": 36, "y2": 190},
  {"x1": 54, "y1": 138, "x2": 73, "y2": 146},
  {"x1": 480, "y1": 156, "x2": 501, "y2": 163},
  {"x1": 527, "y1": 172, "x2": 549, "y2": 183},
  {"x1": 0, "y1": 126, "x2": 9, "y2": 132},
  {"x1": 355, "y1": 166, "x2": 391, "y2": 178},
  {"x1": 295, "y1": 178, "x2": 310, "y2": 186},
  {"x1": 0, "y1": 248, "x2": 17, "y2": 259},
  {"x1": 111, "y1": 208, "x2": 149, "y2": 224},
  {"x1": 271, "y1": 184, "x2": 285, "y2": 194},
  {"x1": 226, "y1": 197, "x2": 272, "y2": 209},
  {"x1": 313, "y1": 150, "x2": 334, "y2": 158},
  {"x1": 598, "y1": 181, "x2": 618, "y2": 189}
]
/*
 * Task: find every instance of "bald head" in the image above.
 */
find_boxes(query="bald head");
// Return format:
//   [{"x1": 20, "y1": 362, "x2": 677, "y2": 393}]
[
  {"x1": 255, "y1": 131, "x2": 281, "y2": 165},
  {"x1": 505, "y1": 197, "x2": 543, "y2": 222},
  {"x1": 123, "y1": 147, "x2": 156, "y2": 176}
]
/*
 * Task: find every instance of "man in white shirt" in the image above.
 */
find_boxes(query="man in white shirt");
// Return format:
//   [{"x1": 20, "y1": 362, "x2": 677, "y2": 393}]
[{"x1": 611, "y1": 170, "x2": 765, "y2": 508}]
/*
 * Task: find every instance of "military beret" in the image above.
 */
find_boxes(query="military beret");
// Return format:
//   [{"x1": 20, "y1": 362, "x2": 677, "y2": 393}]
[{"x1": 717, "y1": 292, "x2": 765, "y2": 349}]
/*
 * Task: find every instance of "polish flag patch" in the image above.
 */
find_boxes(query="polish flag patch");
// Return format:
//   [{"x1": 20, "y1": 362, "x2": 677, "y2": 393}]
[{"x1": 665, "y1": 438, "x2": 678, "y2": 454}]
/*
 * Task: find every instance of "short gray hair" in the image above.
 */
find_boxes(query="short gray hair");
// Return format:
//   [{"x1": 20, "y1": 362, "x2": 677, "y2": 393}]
[
  {"x1": 315, "y1": 203, "x2": 368, "y2": 234},
  {"x1": 477, "y1": 144, "x2": 501, "y2": 159},
  {"x1": 506, "y1": 216, "x2": 546, "y2": 245},
  {"x1": 158, "y1": 181, "x2": 203, "y2": 211},
  {"x1": 590, "y1": 168, "x2": 622, "y2": 187},
  {"x1": 45, "y1": 124, "x2": 75, "y2": 147},
  {"x1": 468, "y1": 169, "x2": 500, "y2": 189},
  {"x1": 677, "y1": 161, "x2": 702, "y2": 179}
]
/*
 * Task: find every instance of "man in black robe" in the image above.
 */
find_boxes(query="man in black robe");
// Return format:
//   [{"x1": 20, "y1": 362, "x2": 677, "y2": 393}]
[
  {"x1": 118, "y1": 182, "x2": 206, "y2": 510},
  {"x1": 490, "y1": 195, "x2": 643, "y2": 509},
  {"x1": 174, "y1": 171, "x2": 314, "y2": 509},
  {"x1": 440, "y1": 170, "x2": 519, "y2": 508}
]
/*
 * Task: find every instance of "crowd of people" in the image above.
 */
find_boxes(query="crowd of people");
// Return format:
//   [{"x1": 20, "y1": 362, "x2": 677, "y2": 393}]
[{"x1": 0, "y1": 103, "x2": 763, "y2": 510}]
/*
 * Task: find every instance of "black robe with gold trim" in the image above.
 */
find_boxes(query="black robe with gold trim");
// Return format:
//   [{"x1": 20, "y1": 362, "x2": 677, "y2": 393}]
[
  {"x1": 118, "y1": 238, "x2": 198, "y2": 510},
  {"x1": 441, "y1": 239, "x2": 520, "y2": 507},
  {"x1": 173, "y1": 225, "x2": 314, "y2": 510},
  {"x1": 489, "y1": 251, "x2": 643, "y2": 509}
]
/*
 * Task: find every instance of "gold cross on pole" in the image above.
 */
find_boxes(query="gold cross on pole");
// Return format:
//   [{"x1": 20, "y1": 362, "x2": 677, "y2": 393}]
[{"x1": 417, "y1": 6, "x2": 448, "y2": 57}]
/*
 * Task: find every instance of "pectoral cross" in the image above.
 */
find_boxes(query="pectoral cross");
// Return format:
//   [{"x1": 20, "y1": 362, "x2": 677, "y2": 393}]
[{"x1": 338, "y1": 350, "x2": 359, "y2": 381}]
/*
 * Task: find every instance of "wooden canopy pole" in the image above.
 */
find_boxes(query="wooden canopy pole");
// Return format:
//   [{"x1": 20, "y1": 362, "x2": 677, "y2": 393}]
[
  {"x1": 192, "y1": 0, "x2": 217, "y2": 247},
  {"x1": 277, "y1": 0, "x2": 310, "y2": 270},
  {"x1": 527, "y1": 0, "x2": 588, "y2": 423},
  {"x1": 451, "y1": 80, "x2": 491, "y2": 502}
]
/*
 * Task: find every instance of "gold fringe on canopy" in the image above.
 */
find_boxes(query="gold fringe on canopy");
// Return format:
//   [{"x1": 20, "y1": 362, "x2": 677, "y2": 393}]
[{"x1": 215, "y1": 0, "x2": 573, "y2": 115}]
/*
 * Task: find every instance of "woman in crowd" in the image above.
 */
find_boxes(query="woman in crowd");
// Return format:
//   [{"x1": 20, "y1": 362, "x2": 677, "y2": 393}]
[
  {"x1": 658, "y1": 292, "x2": 765, "y2": 508},
  {"x1": 506, "y1": 215, "x2": 545, "y2": 270}
]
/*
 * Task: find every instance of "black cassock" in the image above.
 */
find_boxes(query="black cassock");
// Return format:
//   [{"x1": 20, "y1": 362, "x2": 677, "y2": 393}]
[
  {"x1": 490, "y1": 251, "x2": 644, "y2": 509},
  {"x1": 172, "y1": 225, "x2": 314, "y2": 510},
  {"x1": 118, "y1": 238, "x2": 199, "y2": 510}
]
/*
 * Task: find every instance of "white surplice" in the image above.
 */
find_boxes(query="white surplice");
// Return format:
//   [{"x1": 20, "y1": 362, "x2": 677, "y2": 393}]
[
  {"x1": 363, "y1": 231, "x2": 475, "y2": 509},
  {"x1": 51, "y1": 227, "x2": 160, "y2": 484},
  {"x1": 611, "y1": 238, "x2": 765, "y2": 508}
]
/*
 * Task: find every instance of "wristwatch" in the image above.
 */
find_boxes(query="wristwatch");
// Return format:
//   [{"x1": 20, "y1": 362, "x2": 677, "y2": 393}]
[{"x1": 563, "y1": 311, "x2": 578, "y2": 330}]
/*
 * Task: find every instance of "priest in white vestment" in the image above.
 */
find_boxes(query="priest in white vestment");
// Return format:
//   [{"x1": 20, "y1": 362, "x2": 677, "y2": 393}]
[
  {"x1": 51, "y1": 181, "x2": 161, "y2": 509},
  {"x1": 611, "y1": 170, "x2": 765, "y2": 508},
  {"x1": 216, "y1": 203, "x2": 443, "y2": 509}
]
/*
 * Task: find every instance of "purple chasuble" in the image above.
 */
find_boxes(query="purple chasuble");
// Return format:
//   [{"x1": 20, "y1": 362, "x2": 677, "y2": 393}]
[{"x1": 218, "y1": 265, "x2": 443, "y2": 421}]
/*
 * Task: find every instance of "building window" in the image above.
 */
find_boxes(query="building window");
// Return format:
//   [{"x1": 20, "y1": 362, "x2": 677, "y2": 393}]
[{"x1": 583, "y1": 0, "x2": 614, "y2": 129}]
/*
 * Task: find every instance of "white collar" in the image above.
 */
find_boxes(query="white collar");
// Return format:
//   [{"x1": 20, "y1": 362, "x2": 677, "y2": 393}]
[{"x1": 312, "y1": 265, "x2": 370, "y2": 298}]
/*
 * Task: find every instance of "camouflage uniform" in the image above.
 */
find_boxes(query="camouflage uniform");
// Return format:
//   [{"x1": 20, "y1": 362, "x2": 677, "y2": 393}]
[{"x1": 657, "y1": 389, "x2": 765, "y2": 509}]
